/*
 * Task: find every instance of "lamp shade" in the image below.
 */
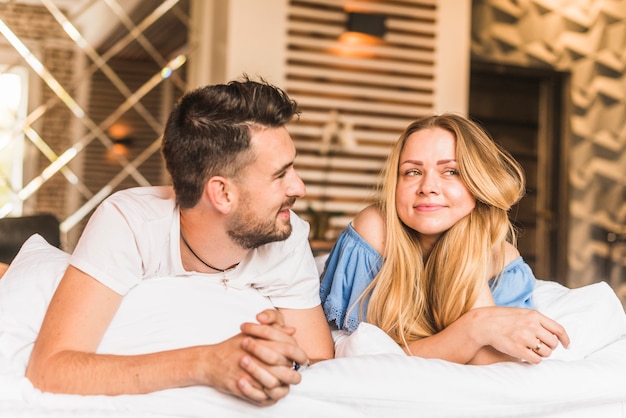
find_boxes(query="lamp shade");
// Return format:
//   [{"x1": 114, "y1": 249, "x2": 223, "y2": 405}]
[{"x1": 346, "y1": 12, "x2": 386, "y2": 38}]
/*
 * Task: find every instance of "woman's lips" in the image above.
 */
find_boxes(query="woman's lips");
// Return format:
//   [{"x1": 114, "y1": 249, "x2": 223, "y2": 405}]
[{"x1": 415, "y1": 204, "x2": 444, "y2": 212}]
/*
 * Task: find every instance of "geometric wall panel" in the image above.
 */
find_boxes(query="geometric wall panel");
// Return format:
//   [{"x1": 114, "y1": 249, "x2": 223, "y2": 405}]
[
  {"x1": 472, "y1": 0, "x2": 626, "y2": 304},
  {"x1": 0, "y1": 0, "x2": 189, "y2": 248}
]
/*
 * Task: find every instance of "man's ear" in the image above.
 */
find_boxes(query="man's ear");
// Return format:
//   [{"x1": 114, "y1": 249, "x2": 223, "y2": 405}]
[{"x1": 206, "y1": 176, "x2": 235, "y2": 214}]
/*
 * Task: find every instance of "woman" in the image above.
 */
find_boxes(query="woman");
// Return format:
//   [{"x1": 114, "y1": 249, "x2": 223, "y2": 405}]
[{"x1": 320, "y1": 113, "x2": 569, "y2": 365}]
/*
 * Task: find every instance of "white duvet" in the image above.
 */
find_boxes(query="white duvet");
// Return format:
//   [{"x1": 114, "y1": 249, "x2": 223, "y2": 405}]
[{"x1": 1, "y1": 234, "x2": 625, "y2": 418}]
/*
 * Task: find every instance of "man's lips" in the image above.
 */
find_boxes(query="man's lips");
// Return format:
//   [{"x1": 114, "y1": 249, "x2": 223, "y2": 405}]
[
  {"x1": 279, "y1": 198, "x2": 296, "y2": 214},
  {"x1": 278, "y1": 206, "x2": 292, "y2": 217}
]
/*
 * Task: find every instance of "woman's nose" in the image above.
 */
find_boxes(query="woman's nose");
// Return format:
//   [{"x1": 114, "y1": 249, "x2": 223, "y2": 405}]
[{"x1": 418, "y1": 172, "x2": 440, "y2": 195}]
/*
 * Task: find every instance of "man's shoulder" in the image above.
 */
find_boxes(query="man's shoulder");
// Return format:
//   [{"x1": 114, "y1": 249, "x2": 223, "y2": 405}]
[
  {"x1": 106, "y1": 186, "x2": 174, "y2": 206},
  {"x1": 103, "y1": 186, "x2": 177, "y2": 221},
  {"x1": 108, "y1": 186, "x2": 174, "y2": 200}
]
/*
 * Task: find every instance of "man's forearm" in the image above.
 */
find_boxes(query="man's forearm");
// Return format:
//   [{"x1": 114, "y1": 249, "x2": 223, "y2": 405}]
[{"x1": 26, "y1": 346, "x2": 205, "y2": 395}]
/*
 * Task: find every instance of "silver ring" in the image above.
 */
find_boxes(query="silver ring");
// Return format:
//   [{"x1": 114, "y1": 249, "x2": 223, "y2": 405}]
[{"x1": 292, "y1": 360, "x2": 310, "y2": 372}]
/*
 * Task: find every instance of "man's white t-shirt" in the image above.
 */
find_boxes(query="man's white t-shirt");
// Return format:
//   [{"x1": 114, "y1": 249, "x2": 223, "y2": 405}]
[{"x1": 70, "y1": 186, "x2": 321, "y2": 309}]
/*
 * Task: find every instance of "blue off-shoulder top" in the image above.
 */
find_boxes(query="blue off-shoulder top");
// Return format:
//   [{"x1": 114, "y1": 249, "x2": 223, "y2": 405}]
[{"x1": 319, "y1": 223, "x2": 536, "y2": 333}]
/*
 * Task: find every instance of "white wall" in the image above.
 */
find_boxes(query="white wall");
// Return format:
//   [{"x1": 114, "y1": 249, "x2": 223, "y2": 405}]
[
  {"x1": 433, "y1": 0, "x2": 471, "y2": 114},
  {"x1": 187, "y1": 0, "x2": 288, "y2": 88},
  {"x1": 224, "y1": 0, "x2": 288, "y2": 86}
]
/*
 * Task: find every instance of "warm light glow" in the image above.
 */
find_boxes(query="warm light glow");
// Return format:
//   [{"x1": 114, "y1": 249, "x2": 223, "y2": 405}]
[
  {"x1": 108, "y1": 123, "x2": 131, "y2": 140},
  {"x1": 333, "y1": 32, "x2": 384, "y2": 58},
  {"x1": 107, "y1": 123, "x2": 132, "y2": 159},
  {"x1": 340, "y1": 32, "x2": 384, "y2": 46},
  {"x1": 109, "y1": 143, "x2": 130, "y2": 157}
]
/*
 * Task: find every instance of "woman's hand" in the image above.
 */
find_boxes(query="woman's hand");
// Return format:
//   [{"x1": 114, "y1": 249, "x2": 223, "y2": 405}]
[
  {"x1": 467, "y1": 306, "x2": 570, "y2": 364},
  {"x1": 406, "y1": 306, "x2": 569, "y2": 365}
]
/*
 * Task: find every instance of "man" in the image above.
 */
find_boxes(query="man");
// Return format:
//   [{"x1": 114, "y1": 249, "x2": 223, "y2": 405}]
[{"x1": 25, "y1": 77, "x2": 335, "y2": 406}]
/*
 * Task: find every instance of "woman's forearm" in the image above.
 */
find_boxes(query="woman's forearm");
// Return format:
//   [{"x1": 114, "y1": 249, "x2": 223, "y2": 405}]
[
  {"x1": 405, "y1": 308, "x2": 518, "y2": 364},
  {"x1": 407, "y1": 306, "x2": 569, "y2": 364},
  {"x1": 405, "y1": 309, "x2": 486, "y2": 363}
]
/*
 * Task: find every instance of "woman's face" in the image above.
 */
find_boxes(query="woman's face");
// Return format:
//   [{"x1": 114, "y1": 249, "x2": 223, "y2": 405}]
[{"x1": 395, "y1": 127, "x2": 476, "y2": 248}]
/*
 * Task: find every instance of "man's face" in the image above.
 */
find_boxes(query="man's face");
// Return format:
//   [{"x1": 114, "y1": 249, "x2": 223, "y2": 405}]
[{"x1": 226, "y1": 126, "x2": 305, "y2": 249}]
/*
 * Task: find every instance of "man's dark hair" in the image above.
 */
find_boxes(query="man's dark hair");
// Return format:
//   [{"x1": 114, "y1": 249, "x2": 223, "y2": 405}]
[{"x1": 161, "y1": 76, "x2": 300, "y2": 208}]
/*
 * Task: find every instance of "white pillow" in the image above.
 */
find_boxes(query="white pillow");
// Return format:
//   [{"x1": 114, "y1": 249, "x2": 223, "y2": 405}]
[
  {"x1": 98, "y1": 276, "x2": 274, "y2": 355},
  {"x1": 535, "y1": 280, "x2": 626, "y2": 360},
  {"x1": 0, "y1": 234, "x2": 69, "y2": 368},
  {"x1": 334, "y1": 322, "x2": 405, "y2": 357},
  {"x1": 333, "y1": 280, "x2": 626, "y2": 361},
  {"x1": 0, "y1": 234, "x2": 280, "y2": 374}
]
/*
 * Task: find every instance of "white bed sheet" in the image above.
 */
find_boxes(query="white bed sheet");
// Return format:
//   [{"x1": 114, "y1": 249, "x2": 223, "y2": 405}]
[{"x1": 1, "y1": 235, "x2": 625, "y2": 418}]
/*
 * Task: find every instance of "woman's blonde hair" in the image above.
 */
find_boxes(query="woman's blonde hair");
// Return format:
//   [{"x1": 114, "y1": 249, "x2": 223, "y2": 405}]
[{"x1": 363, "y1": 113, "x2": 526, "y2": 349}]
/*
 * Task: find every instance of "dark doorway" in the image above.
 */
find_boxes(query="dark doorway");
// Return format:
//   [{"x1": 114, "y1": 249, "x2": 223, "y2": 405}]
[{"x1": 469, "y1": 62, "x2": 570, "y2": 283}]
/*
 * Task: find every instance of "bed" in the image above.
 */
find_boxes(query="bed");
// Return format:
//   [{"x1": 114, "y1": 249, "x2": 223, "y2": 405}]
[{"x1": 1, "y1": 234, "x2": 625, "y2": 417}]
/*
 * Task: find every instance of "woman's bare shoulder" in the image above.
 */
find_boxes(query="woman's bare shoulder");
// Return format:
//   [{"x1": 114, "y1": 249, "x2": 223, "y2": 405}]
[
  {"x1": 352, "y1": 205, "x2": 385, "y2": 254},
  {"x1": 503, "y1": 241, "x2": 521, "y2": 264},
  {"x1": 489, "y1": 242, "x2": 520, "y2": 278},
  {"x1": 490, "y1": 242, "x2": 521, "y2": 278}
]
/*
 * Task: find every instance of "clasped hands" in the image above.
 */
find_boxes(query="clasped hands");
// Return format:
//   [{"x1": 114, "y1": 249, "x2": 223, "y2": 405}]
[{"x1": 207, "y1": 309, "x2": 308, "y2": 406}]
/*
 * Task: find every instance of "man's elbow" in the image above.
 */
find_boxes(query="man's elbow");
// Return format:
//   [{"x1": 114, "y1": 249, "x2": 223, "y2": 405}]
[
  {"x1": 26, "y1": 355, "x2": 63, "y2": 393},
  {"x1": 25, "y1": 365, "x2": 51, "y2": 392}
]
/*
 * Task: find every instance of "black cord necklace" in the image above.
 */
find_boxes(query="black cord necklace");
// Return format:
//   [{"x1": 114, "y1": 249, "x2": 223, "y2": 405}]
[{"x1": 180, "y1": 231, "x2": 239, "y2": 273}]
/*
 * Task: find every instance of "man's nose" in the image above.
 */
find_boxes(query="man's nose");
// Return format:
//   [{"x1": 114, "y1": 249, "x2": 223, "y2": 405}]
[{"x1": 289, "y1": 171, "x2": 306, "y2": 197}]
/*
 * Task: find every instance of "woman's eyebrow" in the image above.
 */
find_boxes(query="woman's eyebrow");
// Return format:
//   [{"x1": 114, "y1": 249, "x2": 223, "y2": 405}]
[{"x1": 400, "y1": 159, "x2": 456, "y2": 165}]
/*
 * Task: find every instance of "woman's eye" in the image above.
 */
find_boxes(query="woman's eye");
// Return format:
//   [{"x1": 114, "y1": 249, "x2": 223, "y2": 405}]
[
  {"x1": 404, "y1": 169, "x2": 421, "y2": 176},
  {"x1": 444, "y1": 168, "x2": 459, "y2": 176}
]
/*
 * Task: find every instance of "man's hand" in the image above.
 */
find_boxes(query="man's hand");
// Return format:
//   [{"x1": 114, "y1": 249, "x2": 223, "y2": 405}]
[
  {"x1": 236, "y1": 309, "x2": 309, "y2": 404},
  {"x1": 192, "y1": 329, "x2": 294, "y2": 406}
]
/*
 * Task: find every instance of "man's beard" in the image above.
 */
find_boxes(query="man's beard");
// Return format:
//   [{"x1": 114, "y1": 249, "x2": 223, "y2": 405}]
[{"x1": 227, "y1": 197, "x2": 296, "y2": 249}]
